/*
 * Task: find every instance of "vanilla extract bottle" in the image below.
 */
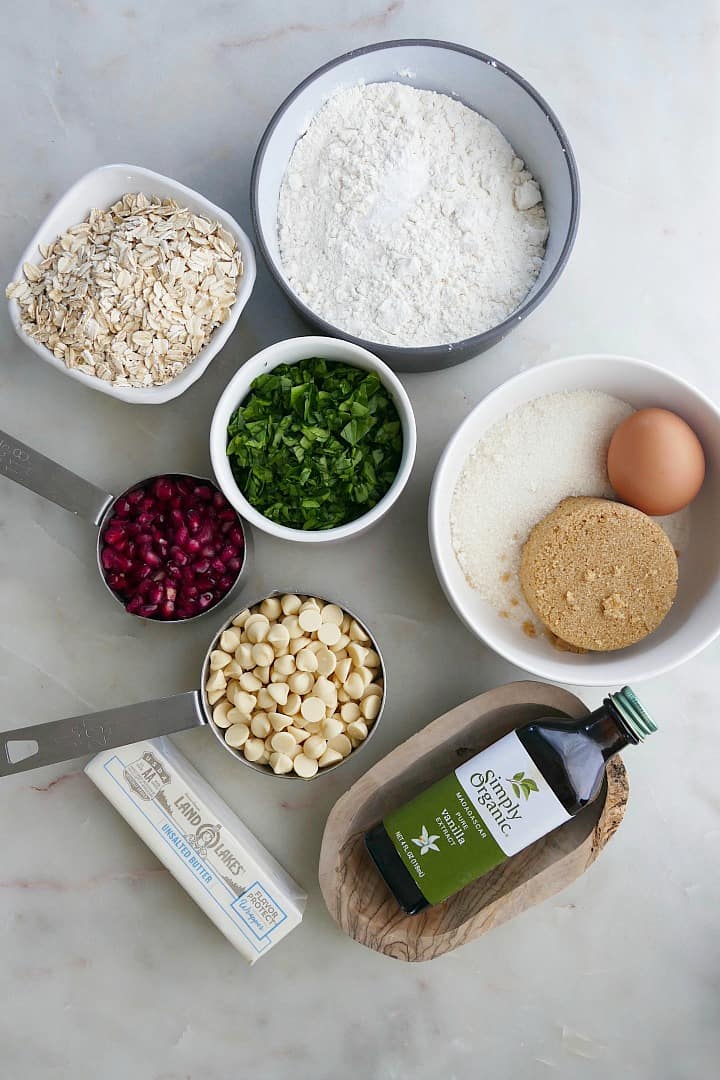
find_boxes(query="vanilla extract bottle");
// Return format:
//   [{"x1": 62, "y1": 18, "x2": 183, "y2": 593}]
[{"x1": 365, "y1": 687, "x2": 656, "y2": 915}]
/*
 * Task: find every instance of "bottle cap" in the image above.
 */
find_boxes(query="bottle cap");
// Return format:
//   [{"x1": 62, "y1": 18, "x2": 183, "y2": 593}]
[{"x1": 609, "y1": 686, "x2": 658, "y2": 741}]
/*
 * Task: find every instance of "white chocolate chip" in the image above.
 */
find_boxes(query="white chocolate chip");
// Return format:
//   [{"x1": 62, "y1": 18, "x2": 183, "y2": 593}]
[
  {"x1": 281, "y1": 593, "x2": 302, "y2": 615},
  {"x1": 219, "y1": 628, "x2": 242, "y2": 653},
  {"x1": 361, "y1": 694, "x2": 382, "y2": 721},
  {"x1": 295, "y1": 648, "x2": 318, "y2": 673},
  {"x1": 253, "y1": 665, "x2": 271, "y2": 684},
  {"x1": 250, "y1": 642, "x2": 274, "y2": 668},
  {"x1": 232, "y1": 689, "x2": 257, "y2": 715},
  {"x1": 347, "y1": 642, "x2": 368, "y2": 667},
  {"x1": 238, "y1": 671, "x2": 263, "y2": 693},
  {"x1": 330, "y1": 633, "x2": 350, "y2": 652},
  {"x1": 212, "y1": 701, "x2": 234, "y2": 728},
  {"x1": 303, "y1": 719, "x2": 323, "y2": 735},
  {"x1": 354, "y1": 665, "x2": 373, "y2": 687},
  {"x1": 318, "y1": 747, "x2": 343, "y2": 768},
  {"x1": 299, "y1": 597, "x2": 320, "y2": 612},
  {"x1": 269, "y1": 711, "x2": 292, "y2": 732},
  {"x1": 210, "y1": 649, "x2": 232, "y2": 671},
  {"x1": 274, "y1": 654, "x2": 296, "y2": 677},
  {"x1": 364, "y1": 648, "x2": 381, "y2": 669},
  {"x1": 327, "y1": 733, "x2": 352, "y2": 758},
  {"x1": 243, "y1": 738, "x2": 266, "y2": 762},
  {"x1": 335, "y1": 657, "x2": 352, "y2": 684},
  {"x1": 363, "y1": 681, "x2": 384, "y2": 698},
  {"x1": 288, "y1": 670, "x2": 314, "y2": 696},
  {"x1": 245, "y1": 615, "x2": 270, "y2": 643},
  {"x1": 347, "y1": 719, "x2": 368, "y2": 742},
  {"x1": 293, "y1": 753, "x2": 318, "y2": 779},
  {"x1": 300, "y1": 696, "x2": 326, "y2": 725},
  {"x1": 256, "y1": 687, "x2": 275, "y2": 711},
  {"x1": 298, "y1": 607, "x2": 322, "y2": 633},
  {"x1": 318, "y1": 622, "x2": 341, "y2": 646},
  {"x1": 322, "y1": 716, "x2": 345, "y2": 740},
  {"x1": 226, "y1": 706, "x2": 249, "y2": 726},
  {"x1": 231, "y1": 608, "x2": 250, "y2": 627},
  {"x1": 234, "y1": 642, "x2": 254, "y2": 669},
  {"x1": 349, "y1": 619, "x2": 370, "y2": 643},
  {"x1": 268, "y1": 682, "x2": 290, "y2": 706},
  {"x1": 282, "y1": 615, "x2": 303, "y2": 639},
  {"x1": 303, "y1": 734, "x2": 327, "y2": 760},
  {"x1": 267, "y1": 622, "x2": 291, "y2": 652},
  {"x1": 205, "y1": 669, "x2": 227, "y2": 694},
  {"x1": 289, "y1": 635, "x2": 312, "y2": 655},
  {"x1": 320, "y1": 603, "x2": 344, "y2": 626},
  {"x1": 224, "y1": 723, "x2": 250, "y2": 748},
  {"x1": 271, "y1": 731, "x2": 297, "y2": 755},
  {"x1": 281, "y1": 692, "x2": 302, "y2": 716},
  {"x1": 251, "y1": 713, "x2": 271, "y2": 739},
  {"x1": 315, "y1": 647, "x2": 337, "y2": 677},
  {"x1": 224, "y1": 659, "x2": 244, "y2": 679},
  {"x1": 344, "y1": 672, "x2": 365, "y2": 700},
  {"x1": 270, "y1": 752, "x2": 294, "y2": 775},
  {"x1": 340, "y1": 702, "x2": 361, "y2": 724},
  {"x1": 287, "y1": 725, "x2": 309, "y2": 743},
  {"x1": 260, "y1": 596, "x2": 282, "y2": 620},
  {"x1": 207, "y1": 688, "x2": 225, "y2": 706}
]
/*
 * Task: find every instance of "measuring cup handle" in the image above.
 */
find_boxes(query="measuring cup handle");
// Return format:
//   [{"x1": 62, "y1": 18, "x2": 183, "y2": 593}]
[
  {"x1": 0, "y1": 691, "x2": 205, "y2": 778},
  {"x1": 0, "y1": 428, "x2": 114, "y2": 525}
]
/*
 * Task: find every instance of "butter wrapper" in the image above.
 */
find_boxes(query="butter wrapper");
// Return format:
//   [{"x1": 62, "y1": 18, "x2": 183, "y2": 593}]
[{"x1": 85, "y1": 738, "x2": 306, "y2": 963}]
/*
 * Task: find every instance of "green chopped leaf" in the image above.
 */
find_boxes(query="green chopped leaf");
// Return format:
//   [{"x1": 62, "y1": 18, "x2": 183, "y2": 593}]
[{"x1": 226, "y1": 357, "x2": 403, "y2": 530}]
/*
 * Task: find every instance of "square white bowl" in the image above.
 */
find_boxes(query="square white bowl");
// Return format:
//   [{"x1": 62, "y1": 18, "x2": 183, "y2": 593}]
[{"x1": 7, "y1": 163, "x2": 256, "y2": 404}]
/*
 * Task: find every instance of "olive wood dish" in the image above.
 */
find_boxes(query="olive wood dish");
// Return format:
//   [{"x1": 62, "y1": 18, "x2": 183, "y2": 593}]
[{"x1": 318, "y1": 681, "x2": 628, "y2": 962}]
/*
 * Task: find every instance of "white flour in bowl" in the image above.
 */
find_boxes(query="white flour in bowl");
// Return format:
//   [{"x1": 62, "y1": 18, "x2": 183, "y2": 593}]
[
  {"x1": 277, "y1": 82, "x2": 547, "y2": 347},
  {"x1": 450, "y1": 390, "x2": 691, "y2": 631}
]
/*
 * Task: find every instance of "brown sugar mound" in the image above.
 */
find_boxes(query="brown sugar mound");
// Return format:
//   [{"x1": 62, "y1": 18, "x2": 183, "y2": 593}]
[{"x1": 520, "y1": 497, "x2": 678, "y2": 651}]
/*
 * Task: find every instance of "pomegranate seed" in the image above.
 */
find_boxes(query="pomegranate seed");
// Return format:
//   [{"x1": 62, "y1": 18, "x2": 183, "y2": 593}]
[
  {"x1": 185, "y1": 537, "x2": 201, "y2": 555},
  {"x1": 187, "y1": 509, "x2": 202, "y2": 533},
  {"x1": 218, "y1": 574, "x2": 234, "y2": 593},
  {"x1": 138, "y1": 603, "x2": 159, "y2": 617},
  {"x1": 136, "y1": 563, "x2": 153, "y2": 580},
  {"x1": 101, "y1": 548, "x2": 116, "y2": 570},
  {"x1": 193, "y1": 558, "x2": 211, "y2": 576},
  {"x1": 198, "y1": 592, "x2": 214, "y2": 610},
  {"x1": 166, "y1": 563, "x2": 181, "y2": 580},
  {"x1": 160, "y1": 599, "x2": 176, "y2": 619},
  {"x1": 181, "y1": 566, "x2": 196, "y2": 584},
  {"x1": 213, "y1": 491, "x2": 226, "y2": 508},
  {"x1": 146, "y1": 583, "x2": 163, "y2": 606},
  {"x1": 194, "y1": 484, "x2": 213, "y2": 502},
  {"x1": 136, "y1": 532, "x2": 153, "y2": 547},
  {"x1": 154, "y1": 477, "x2": 174, "y2": 501},
  {"x1": 218, "y1": 508, "x2": 237, "y2": 522},
  {"x1": 170, "y1": 546, "x2": 189, "y2": 566},
  {"x1": 183, "y1": 585, "x2": 199, "y2": 601},
  {"x1": 114, "y1": 499, "x2": 132, "y2": 518},
  {"x1": 211, "y1": 558, "x2": 225, "y2": 576},
  {"x1": 136, "y1": 511, "x2": 155, "y2": 527},
  {"x1": 226, "y1": 557, "x2": 242, "y2": 574},
  {"x1": 127, "y1": 488, "x2": 144, "y2": 505},
  {"x1": 126, "y1": 596, "x2": 144, "y2": 614}
]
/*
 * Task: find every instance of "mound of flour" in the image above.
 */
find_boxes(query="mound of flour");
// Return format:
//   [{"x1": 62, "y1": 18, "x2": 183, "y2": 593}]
[{"x1": 277, "y1": 81, "x2": 548, "y2": 347}]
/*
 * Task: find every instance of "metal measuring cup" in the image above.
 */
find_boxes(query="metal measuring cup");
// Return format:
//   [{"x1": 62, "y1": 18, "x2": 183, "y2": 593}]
[
  {"x1": 0, "y1": 590, "x2": 386, "y2": 781},
  {"x1": 0, "y1": 428, "x2": 252, "y2": 622}
]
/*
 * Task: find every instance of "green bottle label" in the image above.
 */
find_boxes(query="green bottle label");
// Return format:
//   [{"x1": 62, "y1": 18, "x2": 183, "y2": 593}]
[{"x1": 383, "y1": 732, "x2": 571, "y2": 906}]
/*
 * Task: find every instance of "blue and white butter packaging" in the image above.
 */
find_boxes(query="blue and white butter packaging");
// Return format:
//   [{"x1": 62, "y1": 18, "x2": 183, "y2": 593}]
[{"x1": 85, "y1": 738, "x2": 306, "y2": 963}]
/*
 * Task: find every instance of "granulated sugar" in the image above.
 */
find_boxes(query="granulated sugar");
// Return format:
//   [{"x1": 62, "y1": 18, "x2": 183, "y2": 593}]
[{"x1": 450, "y1": 390, "x2": 690, "y2": 628}]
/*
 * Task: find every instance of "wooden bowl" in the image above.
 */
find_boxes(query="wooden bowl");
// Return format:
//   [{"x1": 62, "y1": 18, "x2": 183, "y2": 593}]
[{"x1": 319, "y1": 681, "x2": 629, "y2": 962}]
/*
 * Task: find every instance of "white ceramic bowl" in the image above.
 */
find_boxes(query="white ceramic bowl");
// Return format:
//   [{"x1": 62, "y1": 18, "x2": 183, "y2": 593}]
[
  {"x1": 210, "y1": 336, "x2": 416, "y2": 543},
  {"x1": 251, "y1": 39, "x2": 579, "y2": 372},
  {"x1": 430, "y1": 355, "x2": 720, "y2": 685},
  {"x1": 7, "y1": 163, "x2": 256, "y2": 404}
]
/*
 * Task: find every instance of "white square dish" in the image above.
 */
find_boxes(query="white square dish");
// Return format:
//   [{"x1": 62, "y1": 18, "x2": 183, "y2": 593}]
[{"x1": 7, "y1": 163, "x2": 256, "y2": 404}]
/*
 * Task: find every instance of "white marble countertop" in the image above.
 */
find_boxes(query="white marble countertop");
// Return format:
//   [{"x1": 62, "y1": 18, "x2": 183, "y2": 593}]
[{"x1": 1, "y1": 2, "x2": 718, "y2": 1078}]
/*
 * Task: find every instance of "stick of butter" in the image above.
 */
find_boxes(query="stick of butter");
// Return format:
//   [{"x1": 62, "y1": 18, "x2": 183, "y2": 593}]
[{"x1": 85, "y1": 738, "x2": 306, "y2": 963}]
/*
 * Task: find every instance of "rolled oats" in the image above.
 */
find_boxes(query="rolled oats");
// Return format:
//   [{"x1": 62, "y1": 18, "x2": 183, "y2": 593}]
[{"x1": 6, "y1": 193, "x2": 243, "y2": 389}]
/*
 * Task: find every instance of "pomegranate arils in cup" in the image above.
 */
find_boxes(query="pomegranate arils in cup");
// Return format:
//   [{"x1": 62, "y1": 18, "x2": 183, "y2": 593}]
[{"x1": 99, "y1": 475, "x2": 245, "y2": 621}]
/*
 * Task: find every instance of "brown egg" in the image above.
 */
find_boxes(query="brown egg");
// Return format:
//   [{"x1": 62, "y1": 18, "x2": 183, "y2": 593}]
[{"x1": 607, "y1": 408, "x2": 705, "y2": 516}]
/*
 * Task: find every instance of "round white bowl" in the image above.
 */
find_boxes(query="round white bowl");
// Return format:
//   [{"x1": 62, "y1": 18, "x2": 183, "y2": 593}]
[
  {"x1": 429, "y1": 355, "x2": 720, "y2": 685},
  {"x1": 7, "y1": 163, "x2": 256, "y2": 404},
  {"x1": 210, "y1": 336, "x2": 417, "y2": 543},
  {"x1": 251, "y1": 39, "x2": 579, "y2": 372}
]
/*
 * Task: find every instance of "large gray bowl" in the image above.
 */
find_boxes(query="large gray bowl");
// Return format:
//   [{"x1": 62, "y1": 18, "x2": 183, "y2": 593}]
[{"x1": 251, "y1": 39, "x2": 580, "y2": 373}]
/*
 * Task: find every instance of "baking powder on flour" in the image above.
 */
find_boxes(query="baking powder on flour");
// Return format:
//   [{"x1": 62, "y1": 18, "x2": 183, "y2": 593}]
[{"x1": 278, "y1": 82, "x2": 548, "y2": 347}]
